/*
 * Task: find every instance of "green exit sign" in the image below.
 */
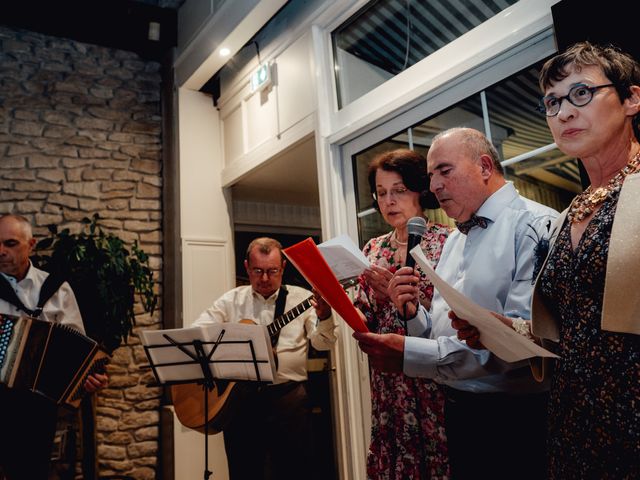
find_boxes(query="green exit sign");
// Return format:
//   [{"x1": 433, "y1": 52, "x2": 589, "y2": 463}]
[{"x1": 250, "y1": 63, "x2": 272, "y2": 93}]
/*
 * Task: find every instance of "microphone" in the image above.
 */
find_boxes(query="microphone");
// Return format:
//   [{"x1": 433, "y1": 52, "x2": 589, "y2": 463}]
[
  {"x1": 405, "y1": 216, "x2": 427, "y2": 269},
  {"x1": 402, "y1": 216, "x2": 426, "y2": 322}
]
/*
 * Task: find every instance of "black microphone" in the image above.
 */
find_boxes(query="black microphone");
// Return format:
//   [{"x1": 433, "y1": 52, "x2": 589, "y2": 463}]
[
  {"x1": 402, "y1": 216, "x2": 426, "y2": 322},
  {"x1": 405, "y1": 216, "x2": 427, "y2": 269}
]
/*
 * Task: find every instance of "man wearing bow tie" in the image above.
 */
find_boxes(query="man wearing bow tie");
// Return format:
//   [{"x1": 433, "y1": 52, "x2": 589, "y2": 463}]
[{"x1": 354, "y1": 128, "x2": 557, "y2": 480}]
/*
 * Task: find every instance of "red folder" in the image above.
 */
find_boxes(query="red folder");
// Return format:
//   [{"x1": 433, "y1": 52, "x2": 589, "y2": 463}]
[{"x1": 283, "y1": 238, "x2": 368, "y2": 333}]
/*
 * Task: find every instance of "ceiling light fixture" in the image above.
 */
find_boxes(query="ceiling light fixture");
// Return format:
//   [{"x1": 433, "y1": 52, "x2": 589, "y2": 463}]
[{"x1": 219, "y1": 47, "x2": 231, "y2": 57}]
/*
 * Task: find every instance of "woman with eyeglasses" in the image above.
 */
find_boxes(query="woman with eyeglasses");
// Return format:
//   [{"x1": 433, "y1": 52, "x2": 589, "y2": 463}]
[
  {"x1": 353, "y1": 149, "x2": 451, "y2": 479},
  {"x1": 533, "y1": 41, "x2": 640, "y2": 480},
  {"x1": 454, "y1": 42, "x2": 640, "y2": 479}
]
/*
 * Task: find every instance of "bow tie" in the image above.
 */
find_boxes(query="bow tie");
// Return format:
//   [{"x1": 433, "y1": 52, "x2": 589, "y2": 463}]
[{"x1": 455, "y1": 214, "x2": 489, "y2": 235}]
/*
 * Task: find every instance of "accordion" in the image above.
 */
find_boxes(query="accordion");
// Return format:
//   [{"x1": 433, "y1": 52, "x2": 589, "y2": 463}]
[{"x1": 0, "y1": 313, "x2": 109, "y2": 408}]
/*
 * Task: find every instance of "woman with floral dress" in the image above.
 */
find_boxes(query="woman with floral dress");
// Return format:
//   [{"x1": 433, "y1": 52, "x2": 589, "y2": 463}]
[{"x1": 354, "y1": 149, "x2": 450, "y2": 479}]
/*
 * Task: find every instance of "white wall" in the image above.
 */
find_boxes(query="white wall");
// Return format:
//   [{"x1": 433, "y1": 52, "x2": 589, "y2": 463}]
[
  {"x1": 174, "y1": 86, "x2": 234, "y2": 480},
  {"x1": 218, "y1": 32, "x2": 317, "y2": 187},
  {"x1": 276, "y1": 33, "x2": 317, "y2": 133},
  {"x1": 171, "y1": 406, "x2": 229, "y2": 480},
  {"x1": 179, "y1": 87, "x2": 232, "y2": 242}
]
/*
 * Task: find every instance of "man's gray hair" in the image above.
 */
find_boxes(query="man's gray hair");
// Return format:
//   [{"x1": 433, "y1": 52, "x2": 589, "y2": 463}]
[
  {"x1": 431, "y1": 127, "x2": 504, "y2": 175},
  {"x1": 245, "y1": 237, "x2": 284, "y2": 264},
  {"x1": 0, "y1": 214, "x2": 33, "y2": 239}
]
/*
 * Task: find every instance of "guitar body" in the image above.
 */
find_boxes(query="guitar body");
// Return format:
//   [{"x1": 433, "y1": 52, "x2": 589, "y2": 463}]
[
  {"x1": 170, "y1": 319, "x2": 263, "y2": 434},
  {"x1": 171, "y1": 379, "x2": 255, "y2": 434}
]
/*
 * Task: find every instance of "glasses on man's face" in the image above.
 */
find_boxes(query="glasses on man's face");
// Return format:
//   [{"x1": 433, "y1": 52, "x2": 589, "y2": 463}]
[
  {"x1": 372, "y1": 186, "x2": 409, "y2": 202},
  {"x1": 537, "y1": 83, "x2": 616, "y2": 117},
  {"x1": 250, "y1": 267, "x2": 281, "y2": 277}
]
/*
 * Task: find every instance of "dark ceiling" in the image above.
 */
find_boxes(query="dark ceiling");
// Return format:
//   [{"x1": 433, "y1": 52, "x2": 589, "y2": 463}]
[{"x1": 0, "y1": 0, "x2": 183, "y2": 61}]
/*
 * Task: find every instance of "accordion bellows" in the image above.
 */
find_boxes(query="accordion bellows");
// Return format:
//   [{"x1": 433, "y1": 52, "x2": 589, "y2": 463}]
[{"x1": 0, "y1": 314, "x2": 108, "y2": 408}]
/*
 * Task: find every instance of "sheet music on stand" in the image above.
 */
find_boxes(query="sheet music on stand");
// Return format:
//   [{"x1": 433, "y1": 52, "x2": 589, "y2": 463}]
[
  {"x1": 140, "y1": 322, "x2": 277, "y2": 480},
  {"x1": 140, "y1": 322, "x2": 277, "y2": 386}
]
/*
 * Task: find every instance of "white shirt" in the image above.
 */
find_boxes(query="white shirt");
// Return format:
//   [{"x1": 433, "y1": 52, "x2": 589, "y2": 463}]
[
  {"x1": 404, "y1": 182, "x2": 557, "y2": 393},
  {"x1": 193, "y1": 284, "x2": 337, "y2": 384},
  {"x1": 0, "y1": 263, "x2": 85, "y2": 333}
]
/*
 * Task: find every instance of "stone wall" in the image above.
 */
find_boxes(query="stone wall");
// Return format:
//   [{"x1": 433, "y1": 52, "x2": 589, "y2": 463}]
[{"x1": 0, "y1": 26, "x2": 164, "y2": 479}]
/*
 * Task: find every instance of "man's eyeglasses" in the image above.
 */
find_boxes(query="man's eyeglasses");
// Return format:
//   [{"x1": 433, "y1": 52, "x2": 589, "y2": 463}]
[
  {"x1": 537, "y1": 83, "x2": 615, "y2": 117},
  {"x1": 249, "y1": 267, "x2": 281, "y2": 277}
]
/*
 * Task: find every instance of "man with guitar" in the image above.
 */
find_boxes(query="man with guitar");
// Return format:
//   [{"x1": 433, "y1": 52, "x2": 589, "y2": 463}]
[
  {"x1": 0, "y1": 214, "x2": 108, "y2": 480},
  {"x1": 190, "y1": 237, "x2": 337, "y2": 480}
]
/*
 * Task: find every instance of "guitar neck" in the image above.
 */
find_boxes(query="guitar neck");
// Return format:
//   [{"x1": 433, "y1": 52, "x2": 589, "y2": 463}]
[{"x1": 267, "y1": 297, "x2": 313, "y2": 338}]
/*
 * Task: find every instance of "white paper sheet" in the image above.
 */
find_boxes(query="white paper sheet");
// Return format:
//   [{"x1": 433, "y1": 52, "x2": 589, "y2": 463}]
[
  {"x1": 139, "y1": 327, "x2": 203, "y2": 384},
  {"x1": 317, "y1": 234, "x2": 370, "y2": 281},
  {"x1": 140, "y1": 323, "x2": 277, "y2": 384},
  {"x1": 410, "y1": 246, "x2": 558, "y2": 362},
  {"x1": 202, "y1": 322, "x2": 276, "y2": 383}
]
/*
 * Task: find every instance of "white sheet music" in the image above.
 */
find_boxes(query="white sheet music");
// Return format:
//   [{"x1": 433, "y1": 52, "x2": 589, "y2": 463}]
[
  {"x1": 139, "y1": 327, "x2": 205, "y2": 384},
  {"x1": 410, "y1": 246, "x2": 558, "y2": 362},
  {"x1": 202, "y1": 323, "x2": 276, "y2": 382},
  {"x1": 140, "y1": 323, "x2": 277, "y2": 384},
  {"x1": 317, "y1": 234, "x2": 370, "y2": 281}
]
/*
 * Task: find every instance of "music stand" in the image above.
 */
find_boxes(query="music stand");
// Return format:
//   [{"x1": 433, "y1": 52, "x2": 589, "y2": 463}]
[{"x1": 140, "y1": 323, "x2": 277, "y2": 480}]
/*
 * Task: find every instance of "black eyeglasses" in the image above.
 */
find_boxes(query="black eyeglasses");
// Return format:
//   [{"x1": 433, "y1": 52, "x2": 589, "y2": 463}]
[{"x1": 537, "y1": 83, "x2": 616, "y2": 117}]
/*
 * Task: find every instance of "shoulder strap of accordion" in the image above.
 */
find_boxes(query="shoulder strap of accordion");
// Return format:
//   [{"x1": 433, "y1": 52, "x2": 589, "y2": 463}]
[
  {"x1": 0, "y1": 273, "x2": 36, "y2": 316},
  {"x1": 36, "y1": 271, "x2": 67, "y2": 316},
  {"x1": 0, "y1": 271, "x2": 67, "y2": 318}
]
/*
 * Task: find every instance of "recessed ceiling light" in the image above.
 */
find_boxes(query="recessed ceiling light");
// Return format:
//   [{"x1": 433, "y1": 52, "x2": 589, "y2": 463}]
[{"x1": 219, "y1": 47, "x2": 231, "y2": 57}]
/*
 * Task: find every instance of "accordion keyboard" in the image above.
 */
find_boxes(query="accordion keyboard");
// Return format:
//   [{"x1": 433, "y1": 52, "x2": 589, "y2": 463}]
[{"x1": 0, "y1": 316, "x2": 14, "y2": 366}]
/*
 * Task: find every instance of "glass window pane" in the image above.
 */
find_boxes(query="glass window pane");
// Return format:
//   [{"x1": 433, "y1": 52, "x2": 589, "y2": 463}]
[
  {"x1": 353, "y1": 137, "x2": 430, "y2": 248},
  {"x1": 352, "y1": 94, "x2": 484, "y2": 247},
  {"x1": 351, "y1": 59, "x2": 583, "y2": 248},
  {"x1": 484, "y1": 64, "x2": 579, "y2": 211},
  {"x1": 332, "y1": 0, "x2": 519, "y2": 108}
]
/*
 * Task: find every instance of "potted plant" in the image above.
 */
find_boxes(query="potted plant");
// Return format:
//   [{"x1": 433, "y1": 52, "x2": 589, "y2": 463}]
[
  {"x1": 33, "y1": 213, "x2": 157, "y2": 353},
  {"x1": 32, "y1": 213, "x2": 157, "y2": 479}
]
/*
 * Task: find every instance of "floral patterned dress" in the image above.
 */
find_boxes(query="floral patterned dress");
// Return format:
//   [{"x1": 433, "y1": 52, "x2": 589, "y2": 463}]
[
  {"x1": 354, "y1": 223, "x2": 451, "y2": 480},
  {"x1": 539, "y1": 189, "x2": 640, "y2": 479}
]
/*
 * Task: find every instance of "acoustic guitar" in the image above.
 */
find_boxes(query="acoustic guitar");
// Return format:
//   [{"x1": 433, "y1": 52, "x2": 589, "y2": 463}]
[{"x1": 171, "y1": 296, "x2": 315, "y2": 434}]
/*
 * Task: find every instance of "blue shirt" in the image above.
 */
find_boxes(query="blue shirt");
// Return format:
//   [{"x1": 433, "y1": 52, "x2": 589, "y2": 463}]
[{"x1": 403, "y1": 182, "x2": 558, "y2": 393}]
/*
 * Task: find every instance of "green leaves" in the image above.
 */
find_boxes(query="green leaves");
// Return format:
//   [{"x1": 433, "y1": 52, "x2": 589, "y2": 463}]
[{"x1": 32, "y1": 214, "x2": 157, "y2": 353}]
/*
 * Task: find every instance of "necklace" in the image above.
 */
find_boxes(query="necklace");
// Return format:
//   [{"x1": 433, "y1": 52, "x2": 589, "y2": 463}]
[
  {"x1": 568, "y1": 151, "x2": 640, "y2": 224},
  {"x1": 391, "y1": 230, "x2": 407, "y2": 246}
]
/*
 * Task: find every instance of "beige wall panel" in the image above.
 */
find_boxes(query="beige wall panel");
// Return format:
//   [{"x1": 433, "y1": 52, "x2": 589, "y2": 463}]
[
  {"x1": 222, "y1": 104, "x2": 245, "y2": 168},
  {"x1": 182, "y1": 239, "x2": 231, "y2": 327},
  {"x1": 245, "y1": 86, "x2": 277, "y2": 151},
  {"x1": 171, "y1": 406, "x2": 230, "y2": 480},
  {"x1": 276, "y1": 32, "x2": 316, "y2": 133}
]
